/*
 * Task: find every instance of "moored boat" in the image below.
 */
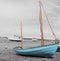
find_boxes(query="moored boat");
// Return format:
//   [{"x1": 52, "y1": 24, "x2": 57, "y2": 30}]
[
  {"x1": 13, "y1": 0, "x2": 59, "y2": 57},
  {"x1": 14, "y1": 43, "x2": 58, "y2": 56}
]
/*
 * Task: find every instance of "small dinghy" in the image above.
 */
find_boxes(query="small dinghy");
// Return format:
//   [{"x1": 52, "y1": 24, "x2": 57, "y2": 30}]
[{"x1": 13, "y1": 0, "x2": 59, "y2": 57}]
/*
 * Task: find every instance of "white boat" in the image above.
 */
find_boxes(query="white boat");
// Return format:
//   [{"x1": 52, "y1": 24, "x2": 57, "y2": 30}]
[{"x1": 9, "y1": 35, "x2": 21, "y2": 42}]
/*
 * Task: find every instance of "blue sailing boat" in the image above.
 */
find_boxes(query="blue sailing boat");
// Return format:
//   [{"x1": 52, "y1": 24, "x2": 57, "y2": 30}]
[{"x1": 13, "y1": 1, "x2": 59, "y2": 57}]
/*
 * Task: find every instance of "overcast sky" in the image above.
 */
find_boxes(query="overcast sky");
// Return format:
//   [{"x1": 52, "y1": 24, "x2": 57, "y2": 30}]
[{"x1": 0, "y1": 0, "x2": 60, "y2": 39}]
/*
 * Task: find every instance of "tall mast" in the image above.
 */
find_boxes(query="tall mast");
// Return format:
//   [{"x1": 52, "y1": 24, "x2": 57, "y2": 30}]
[
  {"x1": 40, "y1": 1, "x2": 57, "y2": 40},
  {"x1": 20, "y1": 21, "x2": 23, "y2": 48},
  {"x1": 39, "y1": 1, "x2": 44, "y2": 46}
]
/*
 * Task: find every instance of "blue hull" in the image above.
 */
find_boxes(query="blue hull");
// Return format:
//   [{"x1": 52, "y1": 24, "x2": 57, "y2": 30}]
[{"x1": 13, "y1": 43, "x2": 58, "y2": 56}]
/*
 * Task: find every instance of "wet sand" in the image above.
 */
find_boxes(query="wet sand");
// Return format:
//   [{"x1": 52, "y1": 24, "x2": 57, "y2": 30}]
[{"x1": 0, "y1": 38, "x2": 60, "y2": 61}]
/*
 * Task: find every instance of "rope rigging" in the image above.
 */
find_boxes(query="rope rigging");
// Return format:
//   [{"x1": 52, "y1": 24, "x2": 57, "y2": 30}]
[{"x1": 39, "y1": 1, "x2": 57, "y2": 39}]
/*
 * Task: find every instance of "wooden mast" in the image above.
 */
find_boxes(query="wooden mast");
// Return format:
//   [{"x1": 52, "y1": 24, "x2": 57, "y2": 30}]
[
  {"x1": 20, "y1": 21, "x2": 23, "y2": 48},
  {"x1": 39, "y1": 1, "x2": 44, "y2": 46},
  {"x1": 39, "y1": 1, "x2": 57, "y2": 43}
]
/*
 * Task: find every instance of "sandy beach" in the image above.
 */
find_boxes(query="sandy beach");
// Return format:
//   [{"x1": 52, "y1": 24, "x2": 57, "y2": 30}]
[{"x1": 0, "y1": 38, "x2": 60, "y2": 61}]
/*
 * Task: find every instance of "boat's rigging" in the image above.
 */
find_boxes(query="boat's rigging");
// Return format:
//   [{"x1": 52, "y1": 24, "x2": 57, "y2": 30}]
[
  {"x1": 40, "y1": 1, "x2": 56, "y2": 39},
  {"x1": 39, "y1": 1, "x2": 57, "y2": 46},
  {"x1": 20, "y1": 0, "x2": 57, "y2": 47}
]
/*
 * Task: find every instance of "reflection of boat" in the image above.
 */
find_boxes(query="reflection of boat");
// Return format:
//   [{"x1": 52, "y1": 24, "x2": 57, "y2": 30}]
[{"x1": 13, "y1": 1, "x2": 59, "y2": 57}]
